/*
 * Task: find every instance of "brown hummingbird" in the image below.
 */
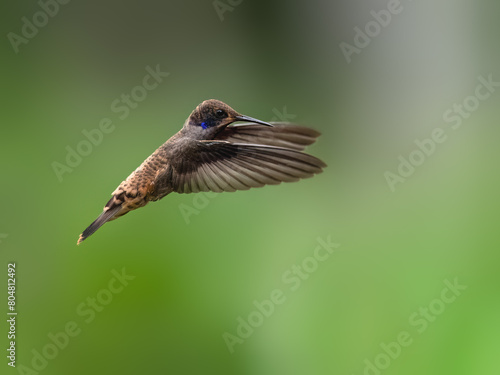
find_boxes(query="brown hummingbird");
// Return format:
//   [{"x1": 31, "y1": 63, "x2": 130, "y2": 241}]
[{"x1": 77, "y1": 99, "x2": 326, "y2": 244}]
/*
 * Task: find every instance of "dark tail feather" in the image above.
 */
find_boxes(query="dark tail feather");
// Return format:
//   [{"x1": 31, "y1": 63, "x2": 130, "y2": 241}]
[{"x1": 77, "y1": 205, "x2": 122, "y2": 245}]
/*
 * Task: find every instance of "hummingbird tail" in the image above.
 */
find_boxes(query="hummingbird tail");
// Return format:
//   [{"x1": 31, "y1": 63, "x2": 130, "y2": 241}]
[{"x1": 77, "y1": 204, "x2": 122, "y2": 245}]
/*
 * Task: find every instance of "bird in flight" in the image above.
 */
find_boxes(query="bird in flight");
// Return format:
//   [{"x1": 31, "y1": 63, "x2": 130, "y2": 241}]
[{"x1": 77, "y1": 99, "x2": 326, "y2": 244}]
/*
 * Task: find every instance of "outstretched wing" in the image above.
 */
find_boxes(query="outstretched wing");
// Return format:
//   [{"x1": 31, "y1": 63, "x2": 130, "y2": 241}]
[
  {"x1": 214, "y1": 123, "x2": 321, "y2": 151},
  {"x1": 164, "y1": 140, "x2": 326, "y2": 194}
]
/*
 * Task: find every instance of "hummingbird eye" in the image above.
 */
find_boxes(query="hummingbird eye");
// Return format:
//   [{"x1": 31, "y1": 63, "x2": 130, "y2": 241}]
[{"x1": 215, "y1": 109, "x2": 226, "y2": 118}]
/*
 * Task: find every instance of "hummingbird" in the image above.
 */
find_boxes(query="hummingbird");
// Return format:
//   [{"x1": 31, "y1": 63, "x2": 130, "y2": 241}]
[{"x1": 77, "y1": 99, "x2": 326, "y2": 245}]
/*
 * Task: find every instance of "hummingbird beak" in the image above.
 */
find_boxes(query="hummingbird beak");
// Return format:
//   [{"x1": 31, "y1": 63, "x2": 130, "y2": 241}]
[{"x1": 232, "y1": 115, "x2": 273, "y2": 127}]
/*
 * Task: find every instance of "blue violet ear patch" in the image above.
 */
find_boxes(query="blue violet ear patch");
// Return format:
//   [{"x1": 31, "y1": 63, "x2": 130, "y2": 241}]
[{"x1": 201, "y1": 122, "x2": 208, "y2": 129}]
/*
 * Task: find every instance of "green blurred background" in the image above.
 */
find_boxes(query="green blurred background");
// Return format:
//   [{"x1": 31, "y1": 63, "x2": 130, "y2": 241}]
[{"x1": 1, "y1": 0, "x2": 499, "y2": 374}]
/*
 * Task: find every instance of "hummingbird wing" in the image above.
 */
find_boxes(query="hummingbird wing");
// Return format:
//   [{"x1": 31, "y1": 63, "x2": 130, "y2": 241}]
[
  {"x1": 214, "y1": 123, "x2": 321, "y2": 151},
  {"x1": 165, "y1": 140, "x2": 325, "y2": 194}
]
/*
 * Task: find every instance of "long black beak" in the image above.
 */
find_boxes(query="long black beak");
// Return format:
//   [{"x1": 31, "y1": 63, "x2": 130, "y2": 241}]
[{"x1": 233, "y1": 114, "x2": 273, "y2": 127}]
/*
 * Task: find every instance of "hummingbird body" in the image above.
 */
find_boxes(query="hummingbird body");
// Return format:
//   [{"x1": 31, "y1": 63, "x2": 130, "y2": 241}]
[{"x1": 77, "y1": 99, "x2": 326, "y2": 244}]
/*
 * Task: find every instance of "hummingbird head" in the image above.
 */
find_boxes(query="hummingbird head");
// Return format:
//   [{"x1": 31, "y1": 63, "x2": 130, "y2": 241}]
[{"x1": 185, "y1": 99, "x2": 272, "y2": 137}]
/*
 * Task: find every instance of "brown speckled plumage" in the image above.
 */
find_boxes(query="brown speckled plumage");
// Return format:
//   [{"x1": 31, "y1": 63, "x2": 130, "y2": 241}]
[{"x1": 77, "y1": 100, "x2": 326, "y2": 245}]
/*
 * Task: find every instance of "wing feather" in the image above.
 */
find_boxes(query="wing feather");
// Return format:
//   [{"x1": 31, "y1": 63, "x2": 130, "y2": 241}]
[
  {"x1": 168, "y1": 141, "x2": 325, "y2": 194},
  {"x1": 215, "y1": 123, "x2": 321, "y2": 151}
]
